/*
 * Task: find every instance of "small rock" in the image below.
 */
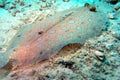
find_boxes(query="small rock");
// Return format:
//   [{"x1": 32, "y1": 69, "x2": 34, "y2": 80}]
[
  {"x1": 46, "y1": 2, "x2": 51, "y2": 7},
  {"x1": 19, "y1": 1, "x2": 25, "y2": 6},
  {"x1": 27, "y1": 70, "x2": 36, "y2": 76},
  {"x1": 57, "y1": 60, "x2": 75, "y2": 68},
  {"x1": 11, "y1": 10, "x2": 20, "y2": 16},
  {"x1": 107, "y1": 13, "x2": 115, "y2": 19},
  {"x1": 84, "y1": 3, "x2": 90, "y2": 8},
  {"x1": 63, "y1": 0, "x2": 70, "y2": 2},
  {"x1": 89, "y1": 6, "x2": 96, "y2": 12},
  {"x1": 110, "y1": 24, "x2": 120, "y2": 40},
  {"x1": 10, "y1": 73, "x2": 17, "y2": 77},
  {"x1": 94, "y1": 51, "x2": 106, "y2": 62},
  {"x1": 114, "y1": 2, "x2": 120, "y2": 11}
]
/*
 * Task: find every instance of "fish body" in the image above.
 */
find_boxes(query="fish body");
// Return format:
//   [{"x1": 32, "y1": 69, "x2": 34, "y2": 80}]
[{"x1": 0, "y1": 7, "x2": 107, "y2": 68}]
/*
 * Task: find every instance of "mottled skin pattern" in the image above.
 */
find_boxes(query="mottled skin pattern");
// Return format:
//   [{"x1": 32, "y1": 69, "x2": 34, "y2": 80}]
[{"x1": 0, "y1": 7, "x2": 107, "y2": 68}]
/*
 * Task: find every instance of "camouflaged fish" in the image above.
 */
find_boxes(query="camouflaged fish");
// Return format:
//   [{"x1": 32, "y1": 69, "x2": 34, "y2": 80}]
[{"x1": 0, "y1": 7, "x2": 108, "y2": 68}]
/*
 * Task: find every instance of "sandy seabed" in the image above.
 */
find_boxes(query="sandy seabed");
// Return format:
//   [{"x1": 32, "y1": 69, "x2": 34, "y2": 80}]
[{"x1": 0, "y1": 0, "x2": 120, "y2": 80}]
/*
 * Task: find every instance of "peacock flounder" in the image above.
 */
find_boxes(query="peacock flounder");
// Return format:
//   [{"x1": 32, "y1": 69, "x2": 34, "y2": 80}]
[{"x1": 0, "y1": 7, "x2": 108, "y2": 68}]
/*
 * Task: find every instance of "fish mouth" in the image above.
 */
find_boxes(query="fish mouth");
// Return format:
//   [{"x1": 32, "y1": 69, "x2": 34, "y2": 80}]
[
  {"x1": 0, "y1": 53, "x2": 13, "y2": 70},
  {"x1": 0, "y1": 53, "x2": 9, "y2": 68},
  {"x1": 0, "y1": 58, "x2": 13, "y2": 79}
]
